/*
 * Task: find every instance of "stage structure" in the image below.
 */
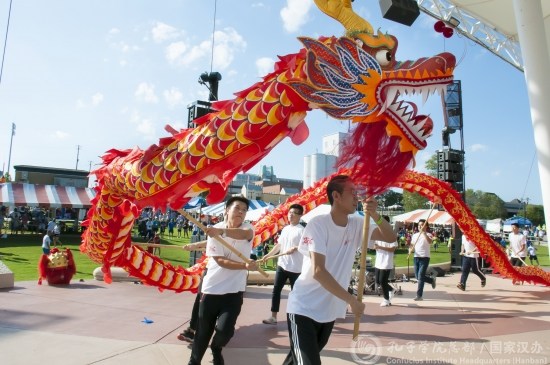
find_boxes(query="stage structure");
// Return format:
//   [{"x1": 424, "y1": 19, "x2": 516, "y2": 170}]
[{"x1": 437, "y1": 80, "x2": 465, "y2": 269}]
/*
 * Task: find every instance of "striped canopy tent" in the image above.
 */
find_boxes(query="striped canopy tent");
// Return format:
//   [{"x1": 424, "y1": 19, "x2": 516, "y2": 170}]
[
  {"x1": 0, "y1": 183, "x2": 96, "y2": 209},
  {"x1": 201, "y1": 199, "x2": 273, "y2": 217},
  {"x1": 391, "y1": 209, "x2": 455, "y2": 226}
]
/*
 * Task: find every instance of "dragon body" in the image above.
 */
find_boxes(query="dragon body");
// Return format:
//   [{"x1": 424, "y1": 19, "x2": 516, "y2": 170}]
[
  {"x1": 82, "y1": 1, "x2": 547, "y2": 290},
  {"x1": 253, "y1": 170, "x2": 550, "y2": 286}
]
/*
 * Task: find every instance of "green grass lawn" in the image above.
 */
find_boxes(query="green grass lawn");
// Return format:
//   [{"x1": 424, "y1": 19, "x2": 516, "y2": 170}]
[
  {"x1": 0, "y1": 232, "x2": 197, "y2": 282},
  {"x1": 1, "y1": 232, "x2": 548, "y2": 282}
]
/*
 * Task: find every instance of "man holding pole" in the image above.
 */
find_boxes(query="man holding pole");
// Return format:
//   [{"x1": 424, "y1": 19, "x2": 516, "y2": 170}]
[
  {"x1": 509, "y1": 223, "x2": 527, "y2": 267},
  {"x1": 409, "y1": 219, "x2": 437, "y2": 301},
  {"x1": 187, "y1": 196, "x2": 258, "y2": 365},
  {"x1": 261, "y1": 203, "x2": 305, "y2": 325},
  {"x1": 283, "y1": 175, "x2": 395, "y2": 365}
]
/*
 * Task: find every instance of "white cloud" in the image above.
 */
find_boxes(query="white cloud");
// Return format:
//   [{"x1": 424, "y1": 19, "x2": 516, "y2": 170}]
[
  {"x1": 108, "y1": 28, "x2": 120, "y2": 35},
  {"x1": 252, "y1": 2, "x2": 265, "y2": 8},
  {"x1": 129, "y1": 111, "x2": 156, "y2": 140},
  {"x1": 163, "y1": 87, "x2": 184, "y2": 108},
  {"x1": 119, "y1": 59, "x2": 128, "y2": 67},
  {"x1": 136, "y1": 118, "x2": 155, "y2": 137},
  {"x1": 152, "y1": 22, "x2": 181, "y2": 43},
  {"x1": 281, "y1": 0, "x2": 313, "y2": 33},
  {"x1": 166, "y1": 41, "x2": 188, "y2": 64},
  {"x1": 52, "y1": 131, "x2": 69, "y2": 139},
  {"x1": 256, "y1": 57, "x2": 275, "y2": 77},
  {"x1": 491, "y1": 169, "x2": 501, "y2": 176},
  {"x1": 470, "y1": 143, "x2": 488, "y2": 152},
  {"x1": 91, "y1": 92, "x2": 104, "y2": 106},
  {"x1": 110, "y1": 41, "x2": 140, "y2": 53},
  {"x1": 166, "y1": 27, "x2": 246, "y2": 70},
  {"x1": 76, "y1": 93, "x2": 104, "y2": 108},
  {"x1": 135, "y1": 82, "x2": 159, "y2": 103}
]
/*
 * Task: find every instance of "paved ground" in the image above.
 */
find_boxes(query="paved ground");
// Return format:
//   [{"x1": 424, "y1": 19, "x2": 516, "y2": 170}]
[{"x1": 1, "y1": 272, "x2": 549, "y2": 365}]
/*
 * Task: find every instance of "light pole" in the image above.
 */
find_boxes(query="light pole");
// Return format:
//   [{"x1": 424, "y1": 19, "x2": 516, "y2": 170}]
[
  {"x1": 7, "y1": 123, "x2": 15, "y2": 179},
  {"x1": 523, "y1": 197, "x2": 529, "y2": 223}
]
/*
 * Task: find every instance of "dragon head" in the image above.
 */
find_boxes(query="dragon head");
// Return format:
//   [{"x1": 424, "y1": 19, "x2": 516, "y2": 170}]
[
  {"x1": 288, "y1": 0, "x2": 456, "y2": 194},
  {"x1": 290, "y1": 33, "x2": 455, "y2": 155},
  {"x1": 292, "y1": 0, "x2": 455, "y2": 156}
]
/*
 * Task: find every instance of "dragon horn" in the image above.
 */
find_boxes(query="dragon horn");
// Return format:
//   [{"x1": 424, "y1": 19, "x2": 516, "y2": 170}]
[{"x1": 314, "y1": 0, "x2": 374, "y2": 35}]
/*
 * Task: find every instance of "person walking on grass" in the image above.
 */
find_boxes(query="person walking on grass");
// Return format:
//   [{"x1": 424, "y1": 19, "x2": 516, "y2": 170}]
[
  {"x1": 456, "y1": 234, "x2": 486, "y2": 291},
  {"x1": 261, "y1": 204, "x2": 304, "y2": 325},
  {"x1": 42, "y1": 231, "x2": 53, "y2": 255},
  {"x1": 527, "y1": 243, "x2": 539, "y2": 266}
]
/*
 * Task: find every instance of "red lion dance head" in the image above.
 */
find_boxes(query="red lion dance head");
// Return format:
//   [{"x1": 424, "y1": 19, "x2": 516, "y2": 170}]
[{"x1": 38, "y1": 248, "x2": 77, "y2": 285}]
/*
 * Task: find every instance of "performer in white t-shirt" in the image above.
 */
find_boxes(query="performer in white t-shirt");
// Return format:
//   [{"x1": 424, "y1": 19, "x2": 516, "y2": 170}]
[
  {"x1": 456, "y1": 235, "x2": 486, "y2": 291},
  {"x1": 261, "y1": 204, "x2": 305, "y2": 325},
  {"x1": 284, "y1": 175, "x2": 396, "y2": 365},
  {"x1": 373, "y1": 215, "x2": 398, "y2": 307},
  {"x1": 187, "y1": 196, "x2": 258, "y2": 365},
  {"x1": 508, "y1": 223, "x2": 527, "y2": 267},
  {"x1": 409, "y1": 219, "x2": 436, "y2": 301}
]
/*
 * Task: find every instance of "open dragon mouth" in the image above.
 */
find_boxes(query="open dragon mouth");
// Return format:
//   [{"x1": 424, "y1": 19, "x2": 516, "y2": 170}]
[{"x1": 378, "y1": 79, "x2": 452, "y2": 150}]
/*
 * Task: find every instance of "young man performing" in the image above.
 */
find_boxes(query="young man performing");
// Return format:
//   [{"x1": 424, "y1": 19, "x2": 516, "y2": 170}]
[
  {"x1": 410, "y1": 219, "x2": 437, "y2": 301},
  {"x1": 187, "y1": 196, "x2": 259, "y2": 365},
  {"x1": 261, "y1": 204, "x2": 305, "y2": 325},
  {"x1": 283, "y1": 175, "x2": 396, "y2": 365},
  {"x1": 456, "y1": 234, "x2": 487, "y2": 291}
]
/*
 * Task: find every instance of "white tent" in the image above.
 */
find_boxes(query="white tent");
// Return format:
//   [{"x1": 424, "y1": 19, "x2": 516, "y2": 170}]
[
  {"x1": 201, "y1": 200, "x2": 274, "y2": 218},
  {"x1": 391, "y1": 209, "x2": 454, "y2": 226},
  {"x1": 485, "y1": 218, "x2": 503, "y2": 233},
  {"x1": 245, "y1": 206, "x2": 274, "y2": 222},
  {"x1": 301, "y1": 204, "x2": 331, "y2": 223}
]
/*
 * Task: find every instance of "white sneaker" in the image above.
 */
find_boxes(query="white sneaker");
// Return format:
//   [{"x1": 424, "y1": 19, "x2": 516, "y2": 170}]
[
  {"x1": 262, "y1": 316, "x2": 277, "y2": 325},
  {"x1": 380, "y1": 299, "x2": 391, "y2": 307}
]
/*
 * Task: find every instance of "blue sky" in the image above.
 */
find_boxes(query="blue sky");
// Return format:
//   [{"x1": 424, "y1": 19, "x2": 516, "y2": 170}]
[{"x1": 0, "y1": 0, "x2": 542, "y2": 205}]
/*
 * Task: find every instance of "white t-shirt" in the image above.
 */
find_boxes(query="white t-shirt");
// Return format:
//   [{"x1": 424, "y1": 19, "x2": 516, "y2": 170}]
[
  {"x1": 277, "y1": 223, "x2": 304, "y2": 273},
  {"x1": 202, "y1": 221, "x2": 254, "y2": 295},
  {"x1": 47, "y1": 220, "x2": 56, "y2": 232},
  {"x1": 508, "y1": 232, "x2": 527, "y2": 258},
  {"x1": 42, "y1": 234, "x2": 51, "y2": 250},
  {"x1": 462, "y1": 236, "x2": 479, "y2": 258},
  {"x1": 412, "y1": 231, "x2": 432, "y2": 258},
  {"x1": 374, "y1": 240, "x2": 397, "y2": 270},
  {"x1": 287, "y1": 214, "x2": 376, "y2": 323}
]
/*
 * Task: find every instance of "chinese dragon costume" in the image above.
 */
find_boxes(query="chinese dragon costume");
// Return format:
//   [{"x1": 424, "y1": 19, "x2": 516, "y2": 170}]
[{"x1": 80, "y1": 0, "x2": 550, "y2": 291}]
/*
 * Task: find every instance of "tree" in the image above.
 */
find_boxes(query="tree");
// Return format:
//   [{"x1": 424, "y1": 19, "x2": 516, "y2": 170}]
[
  {"x1": 401, "y1": 154, "x2": 435, "y2": 211},
  {"x1": 402, "y1": 191, "x2": 429, "y2": 211},
  {"x1": 526, "y1": 204, "x2": 545, "y2": 227},
  {"x1": 425, "y1": 154, "x2": 438, "y2": 177},
  {"x1": 465, "y1": 190, "x2": 507, "y2": 219},
  {"x1": 378, "y1": 190, "x2": 402, "y2": 207}
]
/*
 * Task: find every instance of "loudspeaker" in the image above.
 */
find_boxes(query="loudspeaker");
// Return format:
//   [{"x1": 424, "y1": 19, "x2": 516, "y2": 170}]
[
  {"x1": 379, "y1": 0, "x2": 420, "y2": 26},
  {"x1": 450, "y1": 230, "x2": 463, "y2": 269}
]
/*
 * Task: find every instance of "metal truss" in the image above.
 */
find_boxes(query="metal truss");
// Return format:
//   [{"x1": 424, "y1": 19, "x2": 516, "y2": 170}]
[{"x1": 417, "y1": 0, "x2": 524, "y2": 72}]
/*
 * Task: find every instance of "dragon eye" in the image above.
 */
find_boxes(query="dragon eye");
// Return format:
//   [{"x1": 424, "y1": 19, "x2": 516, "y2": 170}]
[{"x1": 375, "y1": 50, "x2": 392, "y2": 66}]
